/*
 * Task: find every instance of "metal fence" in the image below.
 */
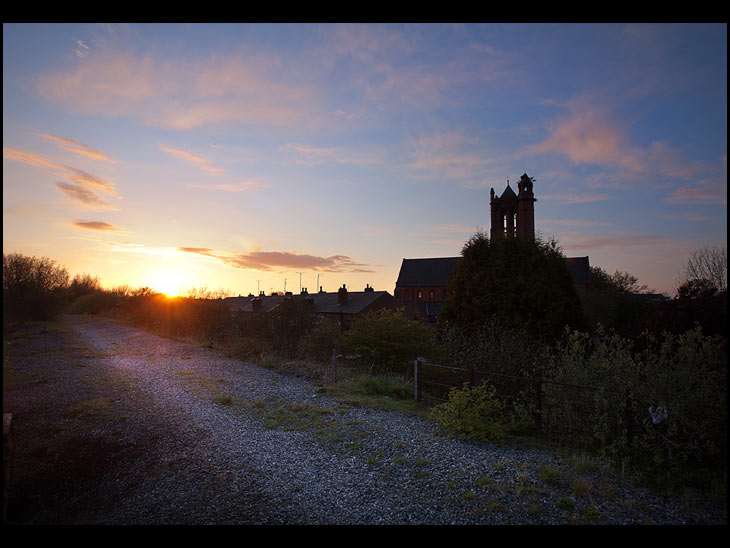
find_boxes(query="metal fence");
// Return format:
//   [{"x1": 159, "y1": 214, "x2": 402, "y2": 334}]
[{"x1": 412, "y1": 359, "x2": 634, "y2": 446}]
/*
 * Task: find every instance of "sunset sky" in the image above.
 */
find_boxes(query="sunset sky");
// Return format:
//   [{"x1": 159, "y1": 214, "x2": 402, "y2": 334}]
[{"x1": 3, "y1": 23, "x2": 727, "y2": 297}]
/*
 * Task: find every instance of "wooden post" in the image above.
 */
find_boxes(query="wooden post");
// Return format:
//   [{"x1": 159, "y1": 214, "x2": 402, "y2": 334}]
[
  {"x1": 332, "y1": 349, "x2": 337, "y2": 384},
  {"x1": 414, "y1": 359, "x2": 422, "y2": 402},
  {"x1": 534, "y1": 368, "x2": 543, "y2": 430},
  {"x1": 625, "y1": 391, "x2": 633, "y2": 447}
]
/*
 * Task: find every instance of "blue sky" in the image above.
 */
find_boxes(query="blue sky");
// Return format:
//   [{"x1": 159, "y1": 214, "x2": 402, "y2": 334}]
[{"x1": 3, "y1": 23, "x2": 726, "y2": 297}]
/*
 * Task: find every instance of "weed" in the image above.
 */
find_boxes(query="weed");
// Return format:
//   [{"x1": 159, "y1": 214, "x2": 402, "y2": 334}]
[
  {"x1": 476, "y1": 475, "x2": 493, "y2": 487},
  {"x1": 580, "y1": 505, "x2": 601, "y2": 520},
  {"x1": 572, "y1": 476, "x2": 591, "y2": 498},
  {"x1": 556, "y1": 496, "x2": 575, "y2": 512},
  {"x1": 538, "y1": 465, "x2": 561, "y2": 486}
]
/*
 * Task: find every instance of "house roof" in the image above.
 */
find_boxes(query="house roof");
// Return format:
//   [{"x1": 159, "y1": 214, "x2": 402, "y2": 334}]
[
  {"x1": 565, "y1": 256, "x2": 591, "y2": 286},
  {"x1": 395, "y1": 257, "x2": 461, "y2": 287},
  {"x1": 224, "y1": 289, "x2": 394, "y2": 315},
  {"x1": 396, "y1": 255, "x2": 590, "y2": 289}
]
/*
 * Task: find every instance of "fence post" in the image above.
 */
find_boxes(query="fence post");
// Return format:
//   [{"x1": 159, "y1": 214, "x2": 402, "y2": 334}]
[
  {"x1": 625, "y1": 391, "x2": 633, "y2": 447},
  {"x1": 414, "y1": 359, "x2": 422, "y2": 402},
  {"x1": 534, "y1": 366, "x2": 543, "y2": 430},
  {"x1": 332, "y1": 349, "x2": 337, "y2": 384}
]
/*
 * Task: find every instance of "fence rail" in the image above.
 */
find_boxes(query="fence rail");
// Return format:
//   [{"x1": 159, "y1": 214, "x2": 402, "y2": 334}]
[{"x1": 412, "y1": 359, "x2": 634, "y2": 445}]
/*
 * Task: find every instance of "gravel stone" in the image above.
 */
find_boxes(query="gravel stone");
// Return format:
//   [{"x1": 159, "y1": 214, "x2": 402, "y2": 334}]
[{"x1": 3, "y1": 315, "x2": 726, "y2": 525}]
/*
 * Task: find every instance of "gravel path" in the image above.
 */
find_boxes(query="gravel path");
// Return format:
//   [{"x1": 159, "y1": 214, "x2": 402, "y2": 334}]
[{"x1": 3, "y1": 315, "x2": 726, "y2": 525}]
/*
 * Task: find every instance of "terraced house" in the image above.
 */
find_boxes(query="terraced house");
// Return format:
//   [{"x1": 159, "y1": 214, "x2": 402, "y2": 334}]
[{"x1": 224, "y1": 284, "x2": 396, "y2": 331}]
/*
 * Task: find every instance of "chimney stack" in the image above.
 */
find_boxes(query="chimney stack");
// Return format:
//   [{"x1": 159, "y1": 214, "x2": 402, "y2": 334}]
[
  {"x1": 337, "y1": 284, "x2": 348, "y2": 305},
  {"x1": 364, "y1": 284, "x2": 374, "y2": 293}
]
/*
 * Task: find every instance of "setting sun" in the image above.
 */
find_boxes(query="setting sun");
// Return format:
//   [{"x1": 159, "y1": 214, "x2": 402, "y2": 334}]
[{"x1": 150, "y1": 273, "x2": 186, "y2": 297}]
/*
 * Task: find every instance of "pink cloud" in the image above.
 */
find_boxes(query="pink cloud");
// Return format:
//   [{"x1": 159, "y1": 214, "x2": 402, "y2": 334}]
[
  {"x1": 664, "y1": 181, "x2": 727, "y2": 205},
  {"x1": 36, "y1": 51, "x2": 316, "y2": 130},
  {"x1": 71, "y1": 220, "x2": 122, "y2": 231},
  {"x1": 178, "y1": 247, "x2": 374, "y2": 273},
  {"x1": 531, "y1": 106, "x2": 626, "y2": 166},
  {"x1": 540, "y1": 193, "x2": 612, "y2": 203},
  {"x1": 5, "y1": 146, "x2": 121, "y2": 205},
  {"x1": 160, "y1": 145, "x2": 225, "y2": 174},
  {"x1": 187, "y1": 180, "x2": 270, "y2": 192},
  {"x1": 54, "y1": 182, "x2": 118, "y2": 209},
  {"x1": 35, "y1": 133, "x2": 115, "y2": 163}
]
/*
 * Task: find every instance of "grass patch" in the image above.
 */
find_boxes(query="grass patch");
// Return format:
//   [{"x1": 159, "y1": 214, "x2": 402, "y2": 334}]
[
  {"x1": 556, "y1": 496, "x2": 575, "y2": 512},
  {"x1": 538, "y1": 465, "x2": 561, "y2": 486},
  {"x1": 65, "y1": 397, "x2": 115, "y2": 420},
  {"x1": 572, "y1": 476, "x2": 591, "y2": 498}
]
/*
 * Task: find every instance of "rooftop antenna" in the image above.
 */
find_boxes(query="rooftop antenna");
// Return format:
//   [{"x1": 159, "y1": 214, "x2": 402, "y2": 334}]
[
  {"x1": 316, "y1": 273, "x2": 323, "y2": 292},
  {"x1": 284, "y1": 278, "x2": 288, "y2": 293},
  {"x1": 297, "y1": 272, "x2": 304, "y2": 293},
  {"x1": 256, "y1": 280, "x2": 261, "y2": 295}
]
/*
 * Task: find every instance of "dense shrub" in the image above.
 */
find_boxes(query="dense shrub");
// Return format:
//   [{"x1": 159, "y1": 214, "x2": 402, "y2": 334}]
[
  {"x1": 435, "y1": 316, "x2": 543, "y2": 403},
  {"x1": 298, "y1": 318, "x2": 342, "y2": 361},
  {"x1": 68, "y1": 290, "x2": 121, "y2": 315},
  {"x1": 3, "y1": 252, "x2": 69, "y2": 323},
  {"x1": 429, "y1": 382, "x2": 511, "y2": 444},
  {"x1": 67, "y1": 273, "x2": 102, "y2": 303},
  {"x1": 340, "y1": 308, "x2": 434, "y2": 374},
  {"x1": 542, "y1": 326, "x2": 726, "y2": 469},
  {"x1": 114, "y1": 292, "x2": 232, "y2": 342}
]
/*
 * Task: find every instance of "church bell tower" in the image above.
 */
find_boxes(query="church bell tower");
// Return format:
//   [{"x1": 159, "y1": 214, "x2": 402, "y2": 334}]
[{"x1": 490, "y1": 173, "x2": 536, "y2": 241}]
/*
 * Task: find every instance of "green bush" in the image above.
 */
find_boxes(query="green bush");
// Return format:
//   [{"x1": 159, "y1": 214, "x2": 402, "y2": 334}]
[
  {"x1": 298, "y1": 318, "x2": 342, "y2": 361},
  {"x1": 341, "y1": 308, "x2": 434, "y2": 374},
  {"x1": 429, "y1": 382, "x2": 510, "y2": 444},
  {"x1": 68, "y1": 290, "x2": 120, "y2": 315},
  {"x1": 543, "y1": 326, "x2": 727, "y2": 470}
]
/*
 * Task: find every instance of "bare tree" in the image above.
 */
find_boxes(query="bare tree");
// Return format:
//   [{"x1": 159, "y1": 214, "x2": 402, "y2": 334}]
[{"x1": 677, "y1": 245, "x2": 727, "y2": 293}]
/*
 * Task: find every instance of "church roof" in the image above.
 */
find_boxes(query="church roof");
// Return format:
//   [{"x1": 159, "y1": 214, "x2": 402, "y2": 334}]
[
  {"x1": 496, "y1": 184, "x2": 517, "y2": 200},
  {"x1": 395, "y1": 257, "x2": 461, "y2": 287},
  {"x1": 565, "y1": 256, "x2": 591, "y2": 286}
]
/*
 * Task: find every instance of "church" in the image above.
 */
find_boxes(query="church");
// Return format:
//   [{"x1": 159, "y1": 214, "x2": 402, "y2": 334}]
[{"x1": 394, "y1": 173, "x2": 590, "y2": 322}]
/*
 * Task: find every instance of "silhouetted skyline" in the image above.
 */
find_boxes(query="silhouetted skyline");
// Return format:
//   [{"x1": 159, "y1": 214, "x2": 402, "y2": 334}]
[{"x1": 3, "y1": 23, "x2": 727, "y2": 296}]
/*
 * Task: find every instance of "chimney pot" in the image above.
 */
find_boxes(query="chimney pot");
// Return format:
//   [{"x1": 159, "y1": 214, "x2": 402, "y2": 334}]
[{"x1": 337, "y1": 284, "x2": 348, "y2": 304}]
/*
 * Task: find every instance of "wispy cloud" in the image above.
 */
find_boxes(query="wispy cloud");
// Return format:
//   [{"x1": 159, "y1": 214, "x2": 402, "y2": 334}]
[
  {"x1": 560, "y1": 232, "x2": 682, "y2": 252},
  {"x1": 54, "y1": 183, "x2": 119, "y2": 210},
  {"x1": 71, "y1": 219, "x2": 122, "y2": 231},
  {"x1": 539, "y1": 218, "x2": 613, "y2": 227},
  {"x1": 530, "y1": 100, "x2": 712, "y2": 185},
  {"x1": 280, "y1": 142, "x2": 381, "y2": 167},
  {"x1": 160, "y1": 145, "x2": 225, "y2": 174},
  {"x1": 74, "y1": 39, "x2": 90, "y2": 58},
  {"x1": 4, "y1": 146, "x2": 121, "y2": 208},
  {"x1": 4, "y1": 147, "x2": 63, "y2": 171},
  {"x1": 405, "y1": 131, "x2": 493, "y2": 184},
  {"x1": 36, "y1": 50, "x2": 317, "y2": 130},
  {"x1": 664, "y1": 178, "x2": 727, "y2": 205},
  {"x1": 187, "y1": 180, "x2": 270, "y2": 192},
  {"x1": 35, "y1": 133, "x2": 115, "y2": 163},
  {"x1": 540, "y1": 193, "x2": 612, "y2": 203},
  {"x1": 178, "y1": 247, "x2": 374, "y2": 273}
]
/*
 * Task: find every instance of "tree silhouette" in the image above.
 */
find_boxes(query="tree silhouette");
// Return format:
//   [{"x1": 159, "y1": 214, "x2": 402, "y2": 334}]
[{"x1": 440, "y1": 232, "x2": 587, "y2": 344}]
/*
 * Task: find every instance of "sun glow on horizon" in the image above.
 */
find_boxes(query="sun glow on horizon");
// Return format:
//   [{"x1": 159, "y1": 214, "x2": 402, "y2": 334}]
[{"x1": 149, "y1": 272, "x2": 187, "y2": 297}]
